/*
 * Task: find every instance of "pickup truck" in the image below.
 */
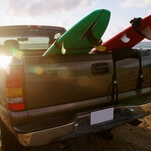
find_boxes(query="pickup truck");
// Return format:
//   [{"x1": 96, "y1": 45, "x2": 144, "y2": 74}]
[{"x1": 0, "y1": 25, "x2": 151, "y2": 151}]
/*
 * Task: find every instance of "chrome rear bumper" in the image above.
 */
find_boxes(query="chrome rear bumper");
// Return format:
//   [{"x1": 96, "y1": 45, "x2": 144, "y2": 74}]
[{"x1": 17, "y1": 104, "x2": 150, "y2": 146}]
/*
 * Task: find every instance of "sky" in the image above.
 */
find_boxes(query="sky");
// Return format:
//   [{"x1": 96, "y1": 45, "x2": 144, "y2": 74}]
[{"x1": 0, "y1": 0, "x2": 151, "y2": 42}]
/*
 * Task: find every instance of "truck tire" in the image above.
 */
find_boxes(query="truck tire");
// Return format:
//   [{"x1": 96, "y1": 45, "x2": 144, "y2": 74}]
[{"x1": 0, "y1": 121, "x2": 26, "y2": 151}]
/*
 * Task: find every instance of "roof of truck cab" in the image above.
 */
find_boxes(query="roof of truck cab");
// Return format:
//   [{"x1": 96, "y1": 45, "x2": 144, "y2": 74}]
[{"x1": 0, "y1": 25, "x2": 66, "y2": 37}]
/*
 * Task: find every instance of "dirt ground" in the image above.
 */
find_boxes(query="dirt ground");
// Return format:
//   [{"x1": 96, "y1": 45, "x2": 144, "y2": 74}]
[{"x1": 47, "y1": 104, "x2": 151, "y2": 151}]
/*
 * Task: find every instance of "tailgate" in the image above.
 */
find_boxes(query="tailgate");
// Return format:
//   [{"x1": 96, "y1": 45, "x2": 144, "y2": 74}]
[
  {"x1": 23, "y1": 51, "x2": 151, "y2": 118},
  {"x1": 24, "y1": 53, "x2": 113, "y2": 110}
]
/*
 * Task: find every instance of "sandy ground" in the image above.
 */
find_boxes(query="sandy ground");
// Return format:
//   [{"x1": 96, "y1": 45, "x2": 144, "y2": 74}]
[{"x1": 47, "y1": 105, "x2": 151, "y2": 151}]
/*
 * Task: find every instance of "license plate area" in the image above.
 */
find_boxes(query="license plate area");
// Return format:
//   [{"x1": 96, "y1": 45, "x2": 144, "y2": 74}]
[{"x1": 90, "y1": 108, "x2": 114, "y2": 125}]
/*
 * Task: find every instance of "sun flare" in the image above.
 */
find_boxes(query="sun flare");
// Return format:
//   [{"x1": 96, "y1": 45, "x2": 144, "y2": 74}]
[{"x1": 0, "y1": 55, "x2": 11, "y2": 69}]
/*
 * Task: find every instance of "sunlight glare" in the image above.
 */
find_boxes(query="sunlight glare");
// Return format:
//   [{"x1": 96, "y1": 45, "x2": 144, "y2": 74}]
[{"x1": 0, "y1": 55, "x2": 11, "y2": 69}]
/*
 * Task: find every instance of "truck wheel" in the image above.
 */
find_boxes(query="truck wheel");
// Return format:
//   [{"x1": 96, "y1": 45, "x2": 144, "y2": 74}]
[{"x1": 0, "y1": 121, "x2": 26, "y2": 151}]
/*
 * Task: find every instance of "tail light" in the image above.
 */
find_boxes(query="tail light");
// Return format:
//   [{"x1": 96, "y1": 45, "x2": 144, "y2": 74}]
[{"x1": 6, "y1": 65, "x2": 26, "y2": 111}]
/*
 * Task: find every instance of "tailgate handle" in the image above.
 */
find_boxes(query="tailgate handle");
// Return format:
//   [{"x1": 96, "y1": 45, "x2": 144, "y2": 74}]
[{"x1": 91, "y1": 63, "x2": 109, "y2": 75}]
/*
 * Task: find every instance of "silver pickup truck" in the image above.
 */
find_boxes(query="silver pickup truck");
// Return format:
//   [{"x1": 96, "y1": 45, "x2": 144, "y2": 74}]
[{"x1": 0, "y1": 25, "x2": 151, "y2": 151}]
